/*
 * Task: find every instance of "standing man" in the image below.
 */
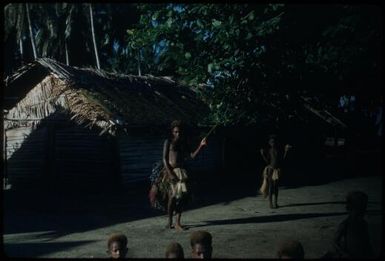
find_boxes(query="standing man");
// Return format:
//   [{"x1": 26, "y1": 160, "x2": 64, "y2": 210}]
[
  {"x1": 259, "y1": 134, "x2": 291, "y2": 209},
  {"x1": 161, "y1": 120, "x2": 207, "y2": 231}
]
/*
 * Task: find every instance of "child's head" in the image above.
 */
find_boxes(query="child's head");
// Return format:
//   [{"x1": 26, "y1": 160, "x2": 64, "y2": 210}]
[
  {"x1": 170, "y1": 120, "x2": 183, "y2": 140},
  {"x1": 277, "y1": 239, "x2": 304, "y2": 259},
  {"x1": 190, "y1": 230, "x2": 212, "y2": 259},
  {"x1": 107, "y1": 233, "x2": 128, "y2": 259},
  {"x1": 165, "y1": 241, "x2": 184, "y2": 259},
  {"x1": 346, "y1": 191, "x2": 368, "y2": 217}
]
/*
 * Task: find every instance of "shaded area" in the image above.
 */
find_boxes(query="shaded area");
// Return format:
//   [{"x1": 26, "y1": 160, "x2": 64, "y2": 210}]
[
  {"x1": 3, "y1": 240, "x2": 97, "y2": 258},
  {"x1": 3, "y1": 124, "x2": 382, "y2": 241}
]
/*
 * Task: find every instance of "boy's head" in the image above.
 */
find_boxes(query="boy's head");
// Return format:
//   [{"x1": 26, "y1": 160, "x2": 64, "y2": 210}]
[
  {"x1": 170, "y1": 120, "x2": 183, "y2": 140},
  {"x1": 190, "y1": 230, "x2": 212, "y2": 259},
  {"x1": 107, "y1": 233, "x2": 128, "y2": 259},
  {"x1": 277, "y1": 239, "x2": 304, "y2": 259},
  {"x1": 346, "y1": 191, "x2": 368, "y2": 217},
  {"x1": 165, "y1": 241, "x2": 184, "y2": 259}
]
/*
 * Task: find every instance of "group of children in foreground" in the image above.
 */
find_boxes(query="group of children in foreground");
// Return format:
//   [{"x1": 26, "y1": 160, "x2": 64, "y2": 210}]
[{"x1": 106, "y1": 190, "x2": 374, "y2": 258}]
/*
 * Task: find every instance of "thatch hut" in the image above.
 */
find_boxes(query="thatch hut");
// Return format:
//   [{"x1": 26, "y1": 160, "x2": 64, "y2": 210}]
[{"x1": 3, "y1": 58, "x2": 222, "y2": 189}]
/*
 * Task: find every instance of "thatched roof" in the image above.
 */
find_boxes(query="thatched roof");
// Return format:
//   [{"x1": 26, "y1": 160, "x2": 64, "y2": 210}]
[{"x1": 4, "y1": 58, "x2": 209, "y2": 135}]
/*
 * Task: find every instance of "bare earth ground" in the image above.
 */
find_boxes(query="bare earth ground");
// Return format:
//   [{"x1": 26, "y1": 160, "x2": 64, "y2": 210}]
[{"x1": 3, "y1": 174, "x2": 383, "y2": 259}]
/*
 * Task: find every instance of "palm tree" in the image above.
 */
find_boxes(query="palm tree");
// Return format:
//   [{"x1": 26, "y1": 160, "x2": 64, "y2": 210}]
[
  {"x1": 25, "y1": 3, "x2": 38, "y2": 59},
  {"x1": 4, "y1": 3, "x2": 28, "y2": 65},
  {"x1": 89, "y1": 3, "x2": 101, "y2": 69},
  {"x1": 33, "y1": 3, "x2": 76, "y2": 64}
]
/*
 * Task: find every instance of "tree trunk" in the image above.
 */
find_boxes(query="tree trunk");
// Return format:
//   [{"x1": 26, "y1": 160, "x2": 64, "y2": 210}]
[
  {"x1": 89, "y1": 4, "x2": 100, "y2": 69},
  {"x1": 19, "y1": 38, "x2": 24, "y2": 65},
  {"x1": 25, "y1": 3, "x2": 37, "y2": 59},
  {"x1": 137, "y1": 49, "x2": 141, "y2": 76},
  {"x1": 65, "y1": 40, "x2": 70, "y2": 65}
]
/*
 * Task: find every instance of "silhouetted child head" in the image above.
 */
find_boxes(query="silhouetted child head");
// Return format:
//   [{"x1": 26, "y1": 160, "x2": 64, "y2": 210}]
[
  {"x1": 346, "y1": 191, "x2": 368, "y2": 218},
  {"x1": 190, "y1": 230, "x2": 212, "y2": 259},
  {"x1": 277, "y1": 239, "x2": 304, "y2": 259},
  {"x1": 165, "y1": 241, "x2": 184, "y2": 258},
  {"x1": 107, "y1": 233, "x2": 128, "y2": 259}
]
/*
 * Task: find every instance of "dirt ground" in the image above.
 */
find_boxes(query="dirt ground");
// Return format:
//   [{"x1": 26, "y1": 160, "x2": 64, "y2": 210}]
[{"x1": 3, "y1": 172, "x2": 383, "y2": 258}]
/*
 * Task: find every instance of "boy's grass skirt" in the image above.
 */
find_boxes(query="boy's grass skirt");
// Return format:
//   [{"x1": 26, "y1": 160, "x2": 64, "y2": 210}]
[
  {"x1": 149, "y1": 168, "x2": 190, "y2": 212},
  {"x1": 259, "y1": 166, "x2": 281, "y2": 198}
]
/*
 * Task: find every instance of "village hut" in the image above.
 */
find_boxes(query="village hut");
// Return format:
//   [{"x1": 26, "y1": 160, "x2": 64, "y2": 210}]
[{"x1": 3, "y1": 58, "x2": 222, "y2": 189}]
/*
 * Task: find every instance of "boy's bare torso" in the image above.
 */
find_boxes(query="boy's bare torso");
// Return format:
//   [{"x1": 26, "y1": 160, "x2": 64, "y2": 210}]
[
  {"x1": 168, "y1": 143, "x2": 186, "y2": 169},
  {"x1": 266, "y1": 147, "x2": 282, "y2": 168}
]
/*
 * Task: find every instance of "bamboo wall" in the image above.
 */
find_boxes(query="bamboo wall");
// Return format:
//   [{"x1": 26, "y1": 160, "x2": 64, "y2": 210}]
[
  {"x1": 118, "y1": 135, "x2": 223, "y2": 185},
  {"x1": 5, "y1": 123, "x2": 117, "y2": 189},
  {"x1": 5, "y1": 126, "x2": 47, "y2": 186}
]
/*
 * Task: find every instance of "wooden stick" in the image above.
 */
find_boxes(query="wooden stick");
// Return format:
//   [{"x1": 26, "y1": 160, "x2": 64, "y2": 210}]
[{"x1": 204, "y1": 124, "x2": 218, "y2": 139}]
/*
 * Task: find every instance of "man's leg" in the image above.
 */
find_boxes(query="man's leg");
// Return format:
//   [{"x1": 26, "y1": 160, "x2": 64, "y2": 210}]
[
  {"x1": 175, "y1": 212, "x2": 184, "y2": 231},
  {"x1": 273, "y1": 180, "x2": 279, "y2": 208},
  {"x1": 175, "y1": 198, "x2": 186, "y2": 231},
  {"x1": 268, "y1": 178, "x2": 274, "y2": 209}
]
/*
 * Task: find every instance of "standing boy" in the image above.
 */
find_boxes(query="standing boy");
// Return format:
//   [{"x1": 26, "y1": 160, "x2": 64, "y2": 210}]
[
  {"x1": 259, "y1": 135, "x2": 291, "y2": 209},
  {"x1": 161, "y1": 120, "x2": 207, "y2": 231}
]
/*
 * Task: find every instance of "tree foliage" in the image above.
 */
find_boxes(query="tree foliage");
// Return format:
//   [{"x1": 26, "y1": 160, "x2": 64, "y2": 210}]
[
  {"x1": 4, "y1": 4, "x2": 382, "y2": 127},
  {"x1": 126, "y1": 4, "x2": 382, "y2": 126}
]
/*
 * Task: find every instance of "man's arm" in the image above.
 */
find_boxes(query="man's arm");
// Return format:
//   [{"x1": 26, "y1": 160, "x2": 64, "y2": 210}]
[
  {"x1": 260, "y1": 148, "x2": 268, "y2": 163},
  {"x1": 163, "y1": 140, "x2": 177, "y2": 180},
  {"x1": 190, "y1": 137, "x2": 207, "y2": 159}
]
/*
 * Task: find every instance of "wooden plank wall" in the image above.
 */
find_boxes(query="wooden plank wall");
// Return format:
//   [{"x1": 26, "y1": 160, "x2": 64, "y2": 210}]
[
  {"x1": 118, "y1": 135, "x2": 223, "y2": 185},
  {"x1": 118, "y1": 136, "x2": 163, "y2": 184},
  {"x1": 6, "y1": 125, "x2": 222, "y2": 188},
  {"x1": 6, "y1": 126, "x2": 47, "y2": 185},
  {"x1": 54, "y1": 125, "x2": 115, "y2": 188},
  {"x1": 5, "y1": 123, "x2": 117, "y2": 189}
]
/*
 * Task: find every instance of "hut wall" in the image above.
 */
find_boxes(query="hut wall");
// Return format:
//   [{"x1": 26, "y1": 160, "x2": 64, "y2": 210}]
[
  {"x1": 118, "y1": 135, "x2": 223, "y2": 185},
  {"x1": 53, "y1": 125, "x2": 116, "y2": 188},
  {"x1": 118, "y1": 136, "x2": 163, "y2": 184},
  {"x1": 5, "y1": 126, "x2": 47, "y2": 186},
  {"x1": 5, "y1": 121, "x2": 117, "y2": 189}
]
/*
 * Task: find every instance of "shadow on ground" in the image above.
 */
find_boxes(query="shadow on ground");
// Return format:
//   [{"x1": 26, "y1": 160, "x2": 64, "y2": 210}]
[
  {"x1": 187, "y1": 212, "x2": 348, "y2": 228},
  {"x1": 187, "y1": 209, "x2": 382, "y2": 229}
]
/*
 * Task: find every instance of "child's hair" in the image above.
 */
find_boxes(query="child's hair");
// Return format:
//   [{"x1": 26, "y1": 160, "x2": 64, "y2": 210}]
[
  {"x1": 346, "y1": 191, "x2": 368, "y2": 216},
  {"x1": 107, "y1": 233, "x2": 128, "y2": 249},
  {"x1": 165, "y1": 241, "x2": 184, "y2": 258},
  {"x1": 277, "y1": 239, "x2": 304, "y2": 259},
  {"x1": 190, "y1": 230, "x2": 212, "y2": 248}
]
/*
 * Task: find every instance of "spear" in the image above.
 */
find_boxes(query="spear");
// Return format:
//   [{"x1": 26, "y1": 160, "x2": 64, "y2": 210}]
[{"x1": 203, "y1": 123, "x2": 219, "y2": 139}]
